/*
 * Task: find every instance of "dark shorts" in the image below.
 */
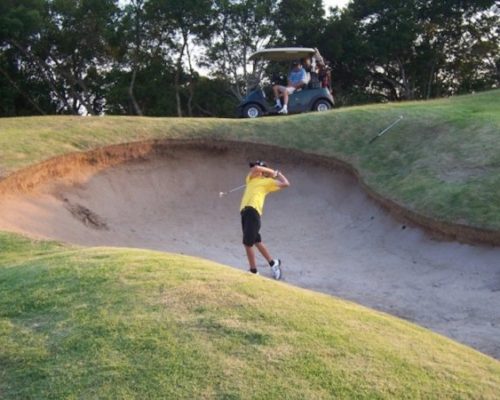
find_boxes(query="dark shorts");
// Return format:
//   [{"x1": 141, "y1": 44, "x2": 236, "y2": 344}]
[{"x1": 241, "y1": 206, "x2": 261, "y2": 246}]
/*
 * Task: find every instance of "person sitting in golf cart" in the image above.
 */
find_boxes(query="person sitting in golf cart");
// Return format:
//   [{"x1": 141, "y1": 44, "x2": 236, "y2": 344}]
[{"x1": 272, "y1": 60, "x2": 307, "y2": 114}]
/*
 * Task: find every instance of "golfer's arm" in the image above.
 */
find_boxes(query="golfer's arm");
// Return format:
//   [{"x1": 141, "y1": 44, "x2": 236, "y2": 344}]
[
  {"x1": 250, "y1": 166, "x2": 290, "y2": 187},
  {"x1": 275, "y1": 171, "x2": 290, "y2": 188},
  {"x1": 249, "y1": 166, "x2": 265, "y2": 177},
  {"x1": 251, "y1": 166, "x2": 274, "y2": 176}
]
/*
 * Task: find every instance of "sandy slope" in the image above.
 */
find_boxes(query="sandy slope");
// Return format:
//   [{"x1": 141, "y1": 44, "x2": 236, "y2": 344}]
[{"x1": 0, "y1": 146, "x2": 499, "y2": 359}]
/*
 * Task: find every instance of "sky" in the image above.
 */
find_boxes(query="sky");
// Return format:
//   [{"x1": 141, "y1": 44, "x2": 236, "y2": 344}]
[{"x1": 323, "y1": 0, "x2": 350, "y2": 12}]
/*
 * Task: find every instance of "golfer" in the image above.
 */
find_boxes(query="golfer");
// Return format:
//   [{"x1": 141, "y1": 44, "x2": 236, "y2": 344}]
[{"x1": 240, "y1": 160, "x2": 290, "y2": 279}]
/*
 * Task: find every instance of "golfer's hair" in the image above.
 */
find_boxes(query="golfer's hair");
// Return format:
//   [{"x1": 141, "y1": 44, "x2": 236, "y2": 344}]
[{"x1": 249, "y1": 160, "x2": 267, "y2": 168}]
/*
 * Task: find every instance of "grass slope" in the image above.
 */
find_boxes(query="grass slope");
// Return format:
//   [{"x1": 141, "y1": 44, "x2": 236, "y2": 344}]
[
  {"x1": 1, "y1": 232, "x2": 499, "y2": 399},
  {"x1": 1, "y1": 91, "x2": 500, "y2": 398},
  {"x1": 0, "y1": 90, "x2": 499, "y2": 229}
]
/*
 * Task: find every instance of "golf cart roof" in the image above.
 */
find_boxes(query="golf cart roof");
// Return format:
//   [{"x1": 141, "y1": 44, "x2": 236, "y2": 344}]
[{"x1": 249, "y1": 47, "x2": 316, "y2": 62}]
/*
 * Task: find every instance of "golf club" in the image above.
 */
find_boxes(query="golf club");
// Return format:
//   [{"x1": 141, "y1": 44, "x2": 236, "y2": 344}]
[
  {"x1": 219, "y1": 184, "x2": 246, "y2": 198},
  {"x1": 368, "y1": 115, "x2": 404, "y2": 144}
]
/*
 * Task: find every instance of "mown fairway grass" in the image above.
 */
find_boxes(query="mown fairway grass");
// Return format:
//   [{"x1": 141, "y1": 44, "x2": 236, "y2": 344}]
[
  {"x1": 1, "y1": 232, "x2": 500, "y2": 399},
  {"x1": 1, "y1": 90, "x2": 500, "y2": 398}
]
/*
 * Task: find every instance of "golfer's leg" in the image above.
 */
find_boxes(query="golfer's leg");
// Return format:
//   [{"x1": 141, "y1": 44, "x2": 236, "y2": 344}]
[
  {"x1": 255, "y1": 242, "x2": 272, "y2": 264},
  {"x1": 245, "y1": 245, "x2": 257, "y2": 270}
]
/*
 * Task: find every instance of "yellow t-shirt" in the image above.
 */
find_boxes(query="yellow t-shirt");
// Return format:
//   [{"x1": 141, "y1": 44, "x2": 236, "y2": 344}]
[{"x1": 240, "y1": 175, "x2": 280, "y2": 215}]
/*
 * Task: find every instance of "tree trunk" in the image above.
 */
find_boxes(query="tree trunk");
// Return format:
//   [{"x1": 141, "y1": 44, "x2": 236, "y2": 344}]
[
  {"x1": 128, "y1": 68, "x2": 143, "y2": 115},
  {"x1": 426, "y1": 62, "x2": 436, "y2": 100},
  {"x1": 397, "y1": 58, "x2": 413, "y2": 100},
  {"x1": 174, "y1": 42, "x2": 187, "y2": 117},
  {"x1": 184, "y1": 33, "x2": 194, "y2": 117},
  {"x1": 130, "y1": 0, "x2": 144, "y2": 116}
]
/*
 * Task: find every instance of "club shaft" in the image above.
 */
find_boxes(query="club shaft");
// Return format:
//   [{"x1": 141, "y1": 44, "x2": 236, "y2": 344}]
[
  {"x1": 369, "y1": 115, "x2": 403, "y2": 143},
  {"x1": 227, "y1": 184, "x2": 246, "y2": 193}
]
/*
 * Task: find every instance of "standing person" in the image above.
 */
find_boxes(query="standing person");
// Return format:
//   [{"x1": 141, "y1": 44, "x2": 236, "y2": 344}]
[
  {"x1": 318, "y1": 61, "x2": 332, "y2": 91},
  {"x1": 312, "y1": 47, "x2": 325, "y2": 69},
  {"x1": 240, "y1": 160, "x2": 290, "y2": 279},
  {"x1": 272, "y1": 60, "x2": 307, "y2": 115}
]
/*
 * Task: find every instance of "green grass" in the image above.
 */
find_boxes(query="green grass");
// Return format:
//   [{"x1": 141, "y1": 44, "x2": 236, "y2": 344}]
[
  {"x1": 1, "y1": 232, "x2": 499, "y2": 399},
  {"x1": 1, "y1": 90, "x2": 499, "y2": 229},
  {"x1": 1, "y1": 91, "x2": 500, "y2": 398}
]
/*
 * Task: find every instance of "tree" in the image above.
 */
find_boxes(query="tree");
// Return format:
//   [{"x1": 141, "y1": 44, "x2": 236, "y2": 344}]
[
  {"x1": 1, "y1": 0, "x2": 497, "y2": 117},
  {"x1": 0, "y1": 0, "x2": 55, "y2": 115},
  {"x1": 347, "y1": 0, "x2": 499, "y2": 101},
  {"x1": 105, "y1": 55, "x2": 179, "y2": 116},
  {"x1": 428, "y1": 1, "x2": 499, "y2": 96},
  {"x1": 0, "y1": 0, "x2": 121, "y2": 115},
  {"x1": 145, "y1": 0, "x2": 212, "y2": 116},
  {"x1": 42, "y1": 0, "x2": 121, "y2": 114},
  {"x1": 190, "y1": 76, "x2": 238, "y2": 117},
  {"x1": 274, "y1": 0, "x2": 325, "y2": 46},
  {"x1": 202, "y1": 0, "x2": 279, "y2": 101},
  {"x1": 115, "y1": 0, "x2": 148, "y2": 115},
  {"x1": 320, "y1": 8, "x2": 377, "y2": 105}
]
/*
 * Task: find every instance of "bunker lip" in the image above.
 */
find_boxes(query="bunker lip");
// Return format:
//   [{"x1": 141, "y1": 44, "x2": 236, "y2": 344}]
[{"x1": 0, "y1": 139, "x2": 499, "y2": 360}]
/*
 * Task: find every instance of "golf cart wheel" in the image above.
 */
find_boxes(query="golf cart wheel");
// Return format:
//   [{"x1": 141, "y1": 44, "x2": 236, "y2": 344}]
[
  {"x1": 313, "y1": 99, "x2": 331, "y2": 112},
  {"x1": 243, "y1": 104, "x2": 263, "y2": 118}
]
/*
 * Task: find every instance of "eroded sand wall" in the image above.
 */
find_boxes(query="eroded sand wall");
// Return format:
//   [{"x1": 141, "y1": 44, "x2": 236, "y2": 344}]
[{"x1": 1, "y1": 139, "x2": 500, "y2": 245}]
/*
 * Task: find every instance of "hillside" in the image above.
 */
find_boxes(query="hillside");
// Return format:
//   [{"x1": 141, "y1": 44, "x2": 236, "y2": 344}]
[
  {"x1": 1, "y1": 90, "x2": 500, "y2": 398},
  {"x1": 1, "y1": 233, "x2": 499, "y2": 399}
]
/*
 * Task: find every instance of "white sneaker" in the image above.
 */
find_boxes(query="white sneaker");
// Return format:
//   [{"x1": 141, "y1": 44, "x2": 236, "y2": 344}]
[
  {"x1": 249, "y1": 269, "x2": 259, "y2": 275},
  {"x1": 277, "y1": 106, "x2": 288, "y2": 114},
  {"x1": 270, "y1": 259, "x2": 281, "y2": 280}
]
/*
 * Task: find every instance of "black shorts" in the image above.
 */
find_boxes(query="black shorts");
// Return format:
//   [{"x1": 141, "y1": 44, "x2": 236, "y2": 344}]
[{"x1": 241, "y1": 206, "x2": 261, "y2": 246}]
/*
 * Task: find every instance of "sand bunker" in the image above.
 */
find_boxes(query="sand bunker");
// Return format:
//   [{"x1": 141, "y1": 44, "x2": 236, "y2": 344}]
[{"x1": 0, "y1": 141, "x2": 499, "y2": 359}]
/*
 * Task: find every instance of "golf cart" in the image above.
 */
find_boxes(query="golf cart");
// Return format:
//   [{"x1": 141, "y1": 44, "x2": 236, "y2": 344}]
[{"x1": 237, "y1": 47, "x2": 334, "y2": 118}]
